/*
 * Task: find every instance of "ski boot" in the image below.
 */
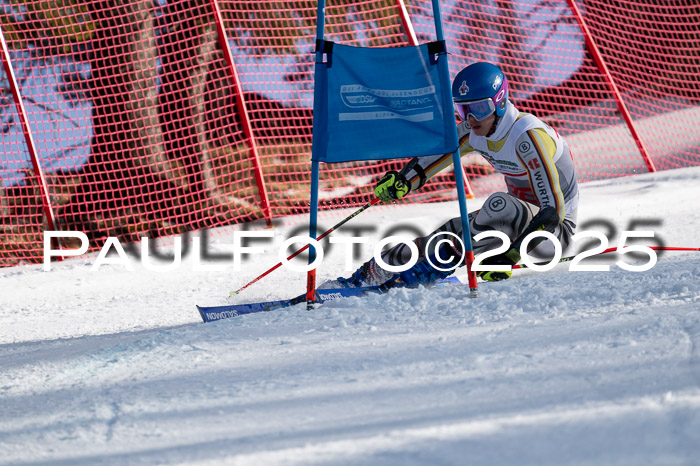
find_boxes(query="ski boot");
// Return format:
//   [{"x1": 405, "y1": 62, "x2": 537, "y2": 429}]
[{"x1": 320, "y1": 258, "x2": 398, "y2": 289}]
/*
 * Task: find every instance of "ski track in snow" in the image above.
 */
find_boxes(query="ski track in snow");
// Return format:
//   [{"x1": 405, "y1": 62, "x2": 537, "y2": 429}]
[{"x1": 1, "y1": 167, "x2": 700, "y2": 465}]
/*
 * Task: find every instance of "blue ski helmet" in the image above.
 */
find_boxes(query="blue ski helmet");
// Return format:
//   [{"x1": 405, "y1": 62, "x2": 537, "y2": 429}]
[{"x1": 451, "y1": 62, "x2": 509, "y2": 120}]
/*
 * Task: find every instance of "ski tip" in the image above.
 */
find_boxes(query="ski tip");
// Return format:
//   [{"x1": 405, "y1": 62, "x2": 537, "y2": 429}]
[{"x1": 195, "y1": 305, "x2": 206, "y2": 323}]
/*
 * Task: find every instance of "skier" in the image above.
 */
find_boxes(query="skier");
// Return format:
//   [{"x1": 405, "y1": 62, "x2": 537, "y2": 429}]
[{"x1": 328, "y1": 61, "x2": 579, "y2": 288}]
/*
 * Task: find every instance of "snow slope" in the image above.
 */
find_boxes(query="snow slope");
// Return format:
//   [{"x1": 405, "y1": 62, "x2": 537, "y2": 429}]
[{"x1": 1, "y1": 167, "x2": 700, "y2": 465}]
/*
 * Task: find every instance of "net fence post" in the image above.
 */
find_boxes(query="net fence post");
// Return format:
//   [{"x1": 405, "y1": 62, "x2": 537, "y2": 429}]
[
  {"x1": 566, "y1": 0, "x2": 656, "y2": 173},
  {"x1": 209, "y1": 0, "x2": 274, "y2": 225},
  {"x1": 0, "y1": 25, "x2": 63, "y2": 258},
  {"x1": 395, "y1": 0, "x2": 419, "y2": 45},
  {"x1": 395, "y1": 0, "x2": 474, "y2": 198}
]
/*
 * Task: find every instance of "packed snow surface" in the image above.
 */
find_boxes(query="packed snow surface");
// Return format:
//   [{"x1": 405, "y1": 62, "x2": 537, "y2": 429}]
[{"x1": 1, "y1": 167, "x2": 700, "y2": 465}]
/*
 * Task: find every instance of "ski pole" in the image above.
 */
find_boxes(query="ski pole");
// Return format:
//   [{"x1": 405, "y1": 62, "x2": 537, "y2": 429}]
[
  {"x1": 231, "y1": 162, "x2": 427, "y2": 298},
  {"x1": 230, "y1": 197, "x2": 383, "y2": 297},
  {"x1": 513, "y1": 246, "x2": 700, "y2": 270}
]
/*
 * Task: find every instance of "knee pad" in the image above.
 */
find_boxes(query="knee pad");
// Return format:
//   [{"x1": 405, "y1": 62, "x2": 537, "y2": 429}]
[{"x1": 471, "y1": 193, "x2": 535, "y2": 238}]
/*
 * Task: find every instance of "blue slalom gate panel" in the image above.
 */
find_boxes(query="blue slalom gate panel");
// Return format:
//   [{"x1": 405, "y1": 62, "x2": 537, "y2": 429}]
[
  {"x1": 311, "y1": 42, "x2": 457, "y2": 163},
  {"x1": 305, "y1": 0, "x2": 478, "y2": 302}
]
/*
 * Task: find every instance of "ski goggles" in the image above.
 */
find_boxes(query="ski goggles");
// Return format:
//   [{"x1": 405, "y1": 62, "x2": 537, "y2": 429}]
[{"x1": 454, "y1": 97, "x2": 496, "y2": 121}]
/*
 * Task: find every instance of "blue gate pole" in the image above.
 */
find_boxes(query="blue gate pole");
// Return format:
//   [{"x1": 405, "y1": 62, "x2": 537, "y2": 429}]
[
  {"x1": 307, "y1": 0, "x2": 328, "y2": 309},
  {"x1": 431, "y1": 0, "x2": 478, "y2": 297},
  {"x1": 307, "y1": 161, "x2": 320, "y2": 308}
]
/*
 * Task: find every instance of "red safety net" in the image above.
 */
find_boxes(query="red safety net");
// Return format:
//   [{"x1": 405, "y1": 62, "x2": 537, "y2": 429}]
[{"x1": 1, "y1": 0, "x2": 698, "y2": 267}]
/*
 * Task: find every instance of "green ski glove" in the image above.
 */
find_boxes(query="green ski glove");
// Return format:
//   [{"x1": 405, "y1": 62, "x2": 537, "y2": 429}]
[
  {"x1": 374, "y1": 170, "x2": 411, "y2": 203},
  {"x1": 477, "y1": 247, "x2": 520, "y2": 282}
]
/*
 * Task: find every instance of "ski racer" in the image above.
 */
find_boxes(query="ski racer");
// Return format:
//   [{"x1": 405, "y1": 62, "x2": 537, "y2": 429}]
[{"x1": 328, "y1": 61, "x2": 580, "y2": 288}]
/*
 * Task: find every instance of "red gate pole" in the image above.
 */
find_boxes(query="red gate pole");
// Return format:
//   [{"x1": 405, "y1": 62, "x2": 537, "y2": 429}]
[
  {"x1": 0, "y1": 26, "x2": 62, "y2": 250},
  {"x1": 567, "y1": 0, "x2": 656, "y2": 173},
  {"x1": 209, "y1": 0, "x2": 273, "y2": 225}
]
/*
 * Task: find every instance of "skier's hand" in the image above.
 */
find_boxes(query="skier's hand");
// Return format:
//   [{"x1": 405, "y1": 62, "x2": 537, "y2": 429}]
[
  {"x1": 476, "y1": 247, "x2": 520, "y2": 282},
  {"x1": 375, "y1": 171, "x2": 411, "y2": 203}
]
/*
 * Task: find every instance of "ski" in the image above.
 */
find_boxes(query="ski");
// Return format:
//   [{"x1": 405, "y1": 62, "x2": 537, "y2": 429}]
[
  {"x1": 199, "y1": 245, "x2": 700, "y2": 323},
  {"x1": 197, "y1": 277, "x2": 461, "y2": 323}
]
